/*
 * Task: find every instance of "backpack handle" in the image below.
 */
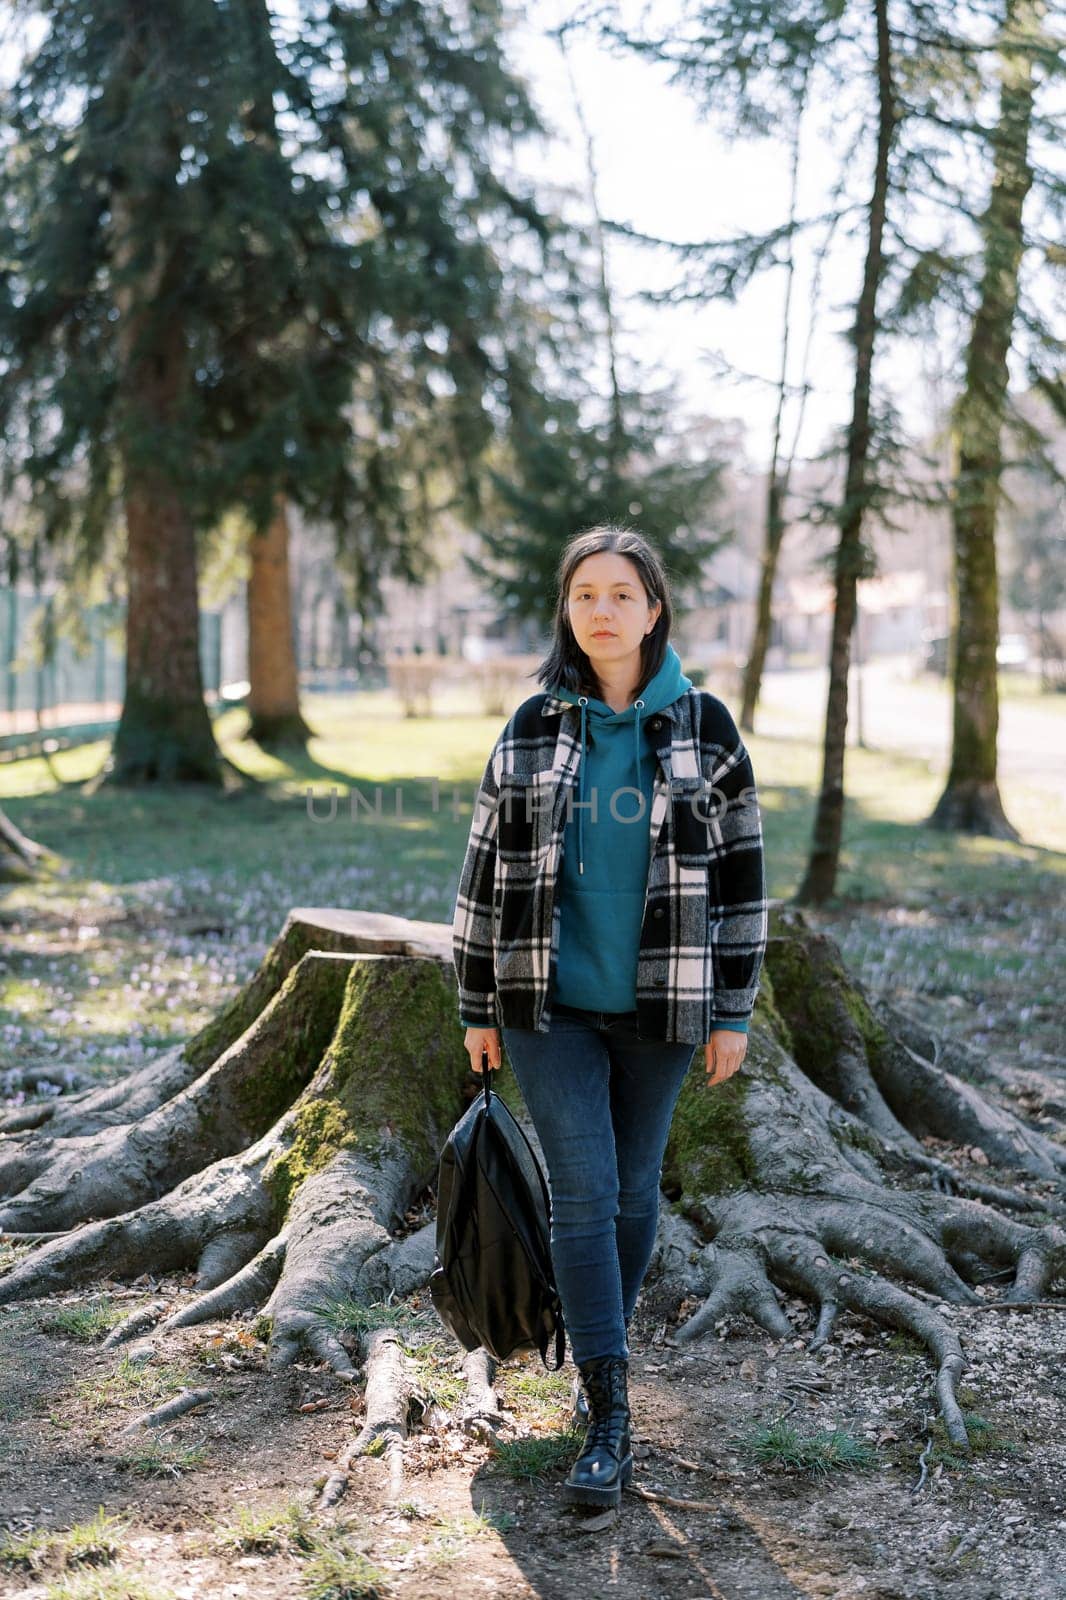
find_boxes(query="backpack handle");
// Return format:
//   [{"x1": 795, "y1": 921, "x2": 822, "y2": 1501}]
[{"x1": 482, "y1": 1045, "x2": 494, "y2": 1108}]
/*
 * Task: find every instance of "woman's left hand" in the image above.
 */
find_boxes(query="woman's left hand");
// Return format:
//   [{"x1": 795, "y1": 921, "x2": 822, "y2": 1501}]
[{"x1": 704, "y1": 1029, "x2": 747, "y2": 1087}]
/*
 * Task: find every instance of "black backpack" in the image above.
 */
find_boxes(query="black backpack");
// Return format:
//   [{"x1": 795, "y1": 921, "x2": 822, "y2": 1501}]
[{"x1": 430, "y1": 1056, "x2": 565, "y2": 1369}]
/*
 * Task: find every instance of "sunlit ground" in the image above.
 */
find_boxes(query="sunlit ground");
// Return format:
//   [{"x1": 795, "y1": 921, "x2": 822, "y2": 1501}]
[{"x1": 0, "y1": 680, "x2": 1062, "y2": 1082}]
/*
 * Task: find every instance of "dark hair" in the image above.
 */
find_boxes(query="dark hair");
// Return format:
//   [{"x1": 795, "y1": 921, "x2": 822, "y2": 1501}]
[{"x1": 533, "y1": 525, "x2": 673, "y2": 699}]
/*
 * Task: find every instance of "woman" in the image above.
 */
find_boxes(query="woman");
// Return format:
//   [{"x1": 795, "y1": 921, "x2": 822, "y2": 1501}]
[{"x1": 451, "y1": 525, "x2": 768, "y2": 1509}]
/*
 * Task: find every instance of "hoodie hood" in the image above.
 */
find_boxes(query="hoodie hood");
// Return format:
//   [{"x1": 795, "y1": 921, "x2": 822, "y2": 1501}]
[{"x1": 551, "y1": 643, "x2": 692, "y2": 874}]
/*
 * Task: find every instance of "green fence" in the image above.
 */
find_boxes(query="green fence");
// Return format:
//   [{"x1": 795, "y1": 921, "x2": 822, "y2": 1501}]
[{"x1": 0, "y1": 589, "x2": 224, "y2": 745}]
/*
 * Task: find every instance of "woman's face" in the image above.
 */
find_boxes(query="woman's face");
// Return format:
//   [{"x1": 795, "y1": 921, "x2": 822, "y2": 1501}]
[{"x1": 566, "y1": 552, "x2": 661, "y2": 681}]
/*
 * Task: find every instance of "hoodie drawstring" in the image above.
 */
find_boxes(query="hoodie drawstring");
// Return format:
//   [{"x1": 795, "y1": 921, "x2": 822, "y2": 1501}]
[
  {"x1": 577, "y1": 696, "x2": 588, "y2": 875},
  {"x1": 633, "y1": 698, "x2": 645, "y2": 796},
  {"x1": 575, "y1": 694, "x2": 645, "y2": 876}
]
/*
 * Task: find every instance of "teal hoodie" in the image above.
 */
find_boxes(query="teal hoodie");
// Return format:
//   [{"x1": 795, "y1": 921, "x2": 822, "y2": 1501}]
[
  {"x1": 549, "y1": 643, "x2": 743, "y2": 1020},
  {"x1": 461, "y1": 644, "x2": 746, "y2": 1030}
]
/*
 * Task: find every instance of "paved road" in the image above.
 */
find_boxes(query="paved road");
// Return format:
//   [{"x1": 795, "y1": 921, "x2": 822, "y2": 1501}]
[{"x1": 754, "y1": 655, "x2": 1066, "y2": 800}]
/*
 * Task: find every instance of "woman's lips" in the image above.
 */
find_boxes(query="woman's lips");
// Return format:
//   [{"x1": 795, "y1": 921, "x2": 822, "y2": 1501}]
[{"x1": 592, "y1": 631, "x2": 615, "y2": 637}]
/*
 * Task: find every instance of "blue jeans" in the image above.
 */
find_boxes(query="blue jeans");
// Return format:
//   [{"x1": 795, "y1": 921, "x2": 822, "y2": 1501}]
[{"x1": 502, "y1": 1003, "x2": 698, "y2": 1366}]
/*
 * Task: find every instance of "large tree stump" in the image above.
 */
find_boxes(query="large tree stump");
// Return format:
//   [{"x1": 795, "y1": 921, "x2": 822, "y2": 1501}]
[{"x1": 1, "y1": 907, "x2": 1063, "y2": 1453}]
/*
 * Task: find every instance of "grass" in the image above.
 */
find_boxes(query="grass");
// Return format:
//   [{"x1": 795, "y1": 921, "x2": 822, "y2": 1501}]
[
  {"x1": 885, "y1": 1329, "x2": 927, "y2": 1356},
  {"x1": 741, "y1": 1419, "x2": 878, "y2": 1478},
  {"x1": 112, "y1": 1436, "x2": 207, "y2": 1478},
  {"x1": 37, "y1": 1298, "x2": 129, "y2": 1344},
  {"x1": 315, "y1": 1297, "x2": 436, "y2": 1338},
  {"x1": 1, "y1": 686, "x2": 1063, "y2": 1082},
  {"x1": 210, "y1": 1499, "x2": 316, "y2": 1557},
  {"x1": 75, "y1": 1354, "x2": 195, "y2": 1411},
  {"x1": 488, "y1": 1425, "x2": 584, "y2": 1481},
  {"x1": 60, "y1": 1509, "x2": 127, "y2": 1569},
  {"x1": 312, "y1": 1298, "x2": 471, "y2": 1412},
  {"x1": 0, "y1": 1510, "x2": 128, "y2": 1579},
  {"x1": 0, "y1": 1525, "x2": 53, "y2": 1574},
  {"x1": 422, "y1": 1505, "x2": 518, "y2": 1563},
  {"x1": 300, "y1": 1539, "x2": 389, "y2": 1600},
  {"x1": 927, "y1": 1410, "x2": 1022, "y2": 1471},
  {"x1": 496, "y1": 1366, "x2": 574, "y2": 1423},
  {"x1": 405, "y1": 1347, "x2": 468, "y2": 1413},
  {"x1": 208, "y1": 1503, "x2": 386, "y2": 1598},
  {"x1": 43, "y1": 1573, "x2": 175, "y2": 1600},
  {"x1": 0, "y1": 1240, "x2": 33, "y2": 1274}
]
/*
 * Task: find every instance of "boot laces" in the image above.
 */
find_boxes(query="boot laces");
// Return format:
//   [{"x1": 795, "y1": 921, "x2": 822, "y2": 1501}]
[{"x1": 580, "y1": 1360, "x2": 630, "y2": 1457}]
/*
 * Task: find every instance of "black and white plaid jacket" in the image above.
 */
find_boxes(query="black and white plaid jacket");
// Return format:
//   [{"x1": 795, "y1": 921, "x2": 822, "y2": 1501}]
[{"x1": 451, "y1": 686, "x2": 768, "y2": 1044}]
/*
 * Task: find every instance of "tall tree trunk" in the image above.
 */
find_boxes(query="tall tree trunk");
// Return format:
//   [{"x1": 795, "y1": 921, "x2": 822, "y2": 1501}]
[
  {"x1": 796, "y1": 0, "x2": 895, "y2": 904},
  {"x1": 247, "y1": 496, "x2": 312, "y2": 748},
  {"x1": 740, "y1": 82, "x2": 806, "y2": 734},
  {"x1": 557, "y1": 33, "x2": 626, "y2": 501},
  {"x1": 927, "y1": 0, "x2": 1039, "y2": 839},
  {"x1": 103, "y1": 90, "x2": 221, "y2": 787},
  {"x1": 109, "y1": 322, "x2": 221, "y2": 786}
]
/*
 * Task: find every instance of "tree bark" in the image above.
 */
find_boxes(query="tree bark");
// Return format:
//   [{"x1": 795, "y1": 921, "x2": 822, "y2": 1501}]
[
  {"x1": 247, "y1": 495, "x2": 312, "y2": 748},
  {"x1": 927, "y1": 0, "x2": 1039, "y2": 840},
  {"x1": 109, "y1": 447, "x2": 221, "y2": 785},
  {"x1": 103, "y1": 171, "x2": 221, "y2": 786},
  {"x1": 1, "y1": 907, "x2": 1062, "y2": 1456},
  {"x1": 740, "y1": 81, "x2": 806, "y2": 734},
  {"x1": 796, "y1": 0, "x2": 895, "y2": 904}
]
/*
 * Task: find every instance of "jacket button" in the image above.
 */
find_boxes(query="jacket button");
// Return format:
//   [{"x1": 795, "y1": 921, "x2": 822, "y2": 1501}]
[
  {"x1": 653, "y1": 907, "x2": 664, "y2": 918},
  {"x1": 653, "y1": 976, "x2": 666, "y2": 987},
  {"x1": 649, "y1": 718, "x2": 661, "y2": 730}
]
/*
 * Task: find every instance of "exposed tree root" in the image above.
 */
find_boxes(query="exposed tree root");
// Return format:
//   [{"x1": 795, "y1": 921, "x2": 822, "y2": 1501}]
[
  {"x1": 648, "y1": 958, "x2": 1065, "y2": 1450},
  {"x1": 355, "y1": 1221, "x2": 437, "y2": 1303},
  {"x1": 0, "y1": 907, "x2": 451, "y2": 1141},
  {"x1": 876, "y1": 995, "x2": 1066, "y2": 1131},
  {"x1": 0, "y1": 806, "x2": 53, "y2": 883},
  {"x1": 0, "y1": 1045, "x2": 199, "y2": 1138},
  {"x1": 926, "y1": 780, "x2": 1020, "y2": 841},
  {"x1": 118, "y1": 1387, "x2": 215, "y2": 1434},
  {"x1": 261, "y1": 1142, "x2": 423, "y2": 1380},
  {"x1": 1, "y1": 905, "x2": 1061, "y2": 1459},
  {"x1": 0, "y1": 1063, "x2": 89, "y2": 1106},
  {"x1": 459, "y1": 1346, "x2": 509, "y2": 1442},
  {"x1": 765, "y1": 911, "x2": 1066, "y2": 1179},
  {"x1": 155, "y1": 1235, "x2": 289, "y2": 1337},
  {"x1": 103, "y1": 1300, "x2": 170, "y2": 1349},
  {"x1": 319, "y1": 1328, "x2": 419, "y2": 1508},
  {"x1": 0, "y1": 953, "x2": 353, "y2": 1232},
  {"x1": 0, "y1": 1138, "x2": 277, "y2": 1306}
]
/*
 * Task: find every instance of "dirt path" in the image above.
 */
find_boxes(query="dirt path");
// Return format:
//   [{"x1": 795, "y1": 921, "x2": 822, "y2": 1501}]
[{"x1": 2, "y1": 1275, "x2": 1063, "y2": 1600}]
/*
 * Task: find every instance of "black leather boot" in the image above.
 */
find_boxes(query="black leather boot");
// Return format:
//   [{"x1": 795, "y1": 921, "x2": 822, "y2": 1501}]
[
  {"x1": 570, "y1": 1318, "x2": 631, "y2": 1426},
  {"x1": 563, "y1": 1354, "x2": 633, "y2": 1507}
]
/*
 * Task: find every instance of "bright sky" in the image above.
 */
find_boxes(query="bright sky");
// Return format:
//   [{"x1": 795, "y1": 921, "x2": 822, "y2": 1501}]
[{"x1": 505, "y1": 8, "x2": 948, "y2": 469}]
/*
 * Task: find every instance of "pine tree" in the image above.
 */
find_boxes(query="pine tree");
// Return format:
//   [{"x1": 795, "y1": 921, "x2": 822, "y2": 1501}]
[{"x1": 0, "y1": 0, "x2": 552, "y2": 780}]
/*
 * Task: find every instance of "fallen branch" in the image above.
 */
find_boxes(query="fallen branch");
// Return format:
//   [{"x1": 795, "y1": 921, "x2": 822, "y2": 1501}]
[
  {"x1": 910, "y1": 1422, "x2": 935, "y2": 1497},
  {"x1": 625, "y1": 1483, "x2": 722, "y2": 1513}
]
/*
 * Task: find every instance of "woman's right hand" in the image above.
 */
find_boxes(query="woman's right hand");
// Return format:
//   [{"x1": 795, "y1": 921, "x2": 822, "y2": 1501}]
[{"x1": 464, "y1": 1026, "x2": 502, "y2": 1074}]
